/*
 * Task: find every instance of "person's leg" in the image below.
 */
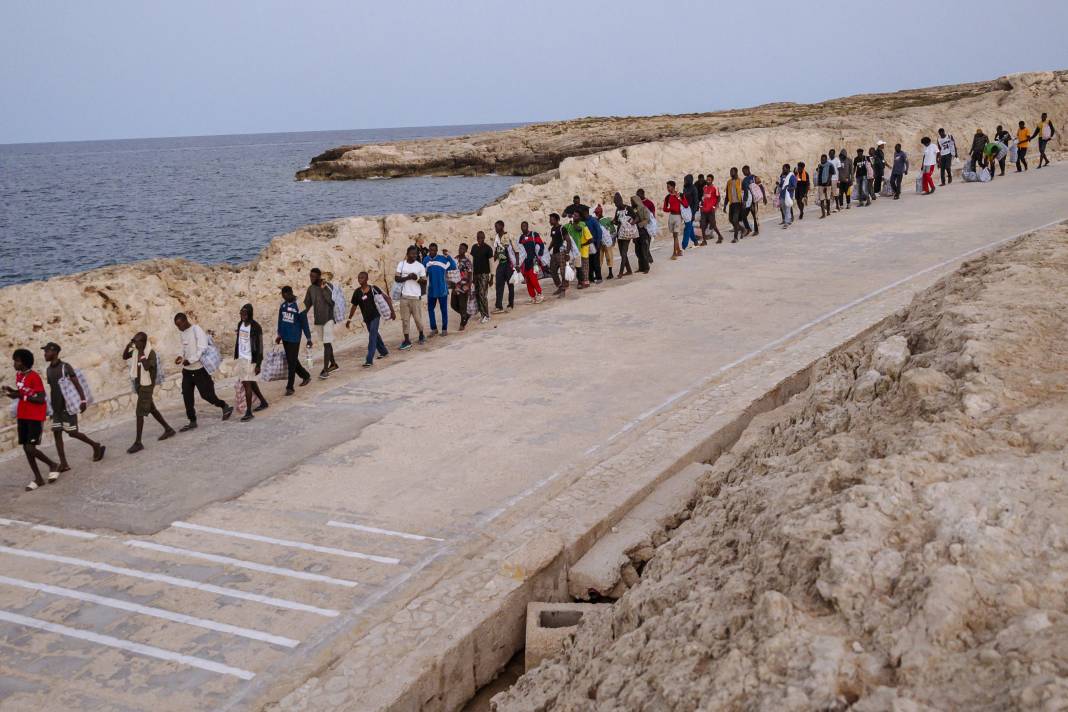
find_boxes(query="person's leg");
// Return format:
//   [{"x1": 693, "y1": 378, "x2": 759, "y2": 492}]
[
  {"x1": 411, "y1": 297, "x2": 427, "y2": 339},
  {"x1": 23, "y1": 443, "x2": 47, "y2": 486},
  {"x1": 603, "y1": 243, "x2": 615, "y2": 277},
  {"x1": 65, "y1": 426, "x2": 103, "y2": 461},
  {"x1": 283, "y1": 341, "x2": 297, "y2": 390},
  {"x1": 579, "y1": 256, "x2": 589, "y2": 286},
  {"x1": 1017, "y1": 147, "x2": 1027, "y2": 171},
  {"x1": 133, "y1": 414, "x2": 145, "y2": 448},
  {"x1": 999, "y1": 155, "x2": 1006, "y2": 176},
  {"x1": 52, "y1": 426, "x2": 68, "y2": 470},
  {"x1": 494, "y1": 263, "x2": 506, "y2": 310},
  {"x1": 399, "y1": 297, "x2": 413, "y2": 342},
  {"x1": 192, "y1": 368, "x2": 228, "y2": 412},
  {"x1": 150, "y1": 405, "x2": 174, "y2": 434},
  {"x1": 588, "y1": 248, "x2": 601, "y2": 281},
  {"x1": 710, "y1": 211, "x2": 723, "y2": 242},
  {"x1": 182, "y1": 368, "x2": 197, "y2": 423},
  {"x1": 439, "y1": 295, "x2": 449, "y2": 332},
  {"x1": 243, "y1": 381, "x2": 254, "y2": 414},
  {"x1": 619, "y1": 239, "x2": 632, "y2": 274},
  {"x1": 365, "y1": 317, "x2": 378, "y2": 364},
  {"x1": 426, "y1": 296, "x2": 438, "y2": 332},
  {"x1": 636, "y1": 230, "x2": 649, "y2": 271}
]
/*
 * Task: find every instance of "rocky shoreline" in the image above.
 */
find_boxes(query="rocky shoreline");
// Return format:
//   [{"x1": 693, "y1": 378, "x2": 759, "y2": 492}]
[{"x1": 296, "y1": 77, "x2": 1008, "y2": 181}]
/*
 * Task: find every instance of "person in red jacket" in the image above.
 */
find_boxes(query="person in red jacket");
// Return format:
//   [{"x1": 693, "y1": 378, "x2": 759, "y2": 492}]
[
  {"x1": 662, "y1": 181, "x2": 685, "y2": 260},
  {"x1": 699, "y1": 174, "x2": 724, "y2": 243},
  {"x1": 4, "y1": 349, "x2": 60, "y2": 491},
  {"x1": 518, "y1": 221, "x2": 545, "y2": 303}
]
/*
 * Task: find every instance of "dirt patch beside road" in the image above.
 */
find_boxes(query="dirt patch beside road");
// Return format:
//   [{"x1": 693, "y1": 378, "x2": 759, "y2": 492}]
[{"x1": 494, "y1": 224, "x2": 1068, "y2": 711}]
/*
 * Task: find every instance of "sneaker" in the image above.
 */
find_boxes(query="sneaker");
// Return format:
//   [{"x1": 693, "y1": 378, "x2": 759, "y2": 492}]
[
  {"x1": 221, "y1": 405, "x2": 234, "y2": 421},
  {"x1": 400, "y1": 340, "x2": 413, "y2": 351},
  {"x1": 285, "y1": 388, "x2": 295, "y2": 396},
  {"x1": 429, "y1": 329, "x2": 439, "y2": 337},
  {"x1": 480, "y1": 315, "x2": 489, "y2": 324},
  {"x1": 299, "y1": 377, "x2": 311, "y2": 387},
  {"x1": 327, "y1": 363, "x2": 339, "y2": 373},
  {"x1": 535, "y1": 295, "x2": 544, "y2": 303},
  {"x1": 363, "y1": 362, "x2": 373, "y2": 368},
  {"x1": 240, "y1": 413, "x2": 254, "y2": 422},
  {"x1": 179, "y1": 422, "x2": 198, "y2": 432},
  {"x1": 318, "y1": 369, "x2": 329, "y2": 380},
  {"x1": 418, "y1": 334, "x2": 426, "y2": 345},
  {"x1": 159, "y1": 429, "x2": 176, "y2": 441},
  {"x1": 378, "y1": 351, "x2": 388, "y2": 359},
  {"x1": 440, "y1": 330, "x2": 447, "y2": 337},
  {"x1": 493, "y1": 308, "x2": 505, "y2": 314},
  {"x1": 254, "y1": 401, "x2": 269, "y2": 412},
  {"x1": 127, "y1": 442, "x2": 145, "y2": 454}
]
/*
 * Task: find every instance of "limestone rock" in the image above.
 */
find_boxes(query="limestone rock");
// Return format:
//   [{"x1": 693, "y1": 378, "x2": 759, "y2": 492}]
[{"x1": 872, "y1": 335, "x2": 910, "y2": 379}]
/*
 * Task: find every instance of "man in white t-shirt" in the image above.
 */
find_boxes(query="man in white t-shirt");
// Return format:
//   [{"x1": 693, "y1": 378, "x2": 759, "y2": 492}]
[
  {"x1": 395, "y1": 245, "x2": 428, "y2": 350},
  {"x1": 920, "y1": 137, "x2": 939, "y2": 195},
  {"x1": 828, "y1": 149, "x2": 843, "y2": 211}
]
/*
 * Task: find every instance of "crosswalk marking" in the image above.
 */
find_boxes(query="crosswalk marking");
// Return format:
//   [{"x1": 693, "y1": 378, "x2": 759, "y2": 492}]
[
  {"x1": 126, "y1": 540, "x2": 360, "y2": 588},
  {"x1": 172, "y1": 521, "x2": 401, "y2": 565},
  {"x1": 0, "y1": 574, "x2": 299, "y2": 648},
  {"x1": 0, "y1": 545, "x2": 339, "y2": 617},
  {"x1": 0, "y1": 609, "x2": 256, "y2": 680},
  {"x1": 326, "y1": 520, "x2": 445, "y2": 542},
  {"x1": 0, "y1": 518, "x2": 98, "y2": 540}
]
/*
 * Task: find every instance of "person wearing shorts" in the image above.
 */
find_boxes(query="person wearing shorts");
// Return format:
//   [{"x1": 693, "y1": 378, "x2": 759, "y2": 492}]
[
  {"x1": 42, "y1": 342, "x2": 104, "y2": 471},
  {"x1": 123, "y1": 332, "x2": 176, "y2": 453},
  {"x1": 5, "y1": 349, "x2": 60, "y2": 490},
  {"x1": 304, "y1": 267, "x2": 338, "y2": 379},
  {"x1": 234, "y1": 304, "x2": 268, "y2": 422}
]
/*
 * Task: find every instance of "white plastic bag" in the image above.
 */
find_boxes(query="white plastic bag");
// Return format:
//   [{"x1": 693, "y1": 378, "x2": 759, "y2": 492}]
[
  {"x1": 978, "y1": 167, "x2": 991, "y2": 182},
  {"x1": 329, "y1": 282, "x2": 346, "y2": 325},
  {"x1": 509, "y1": 269, "x2": 523, "y2": 286},
  {"x1": 373, "y1": 287, "x2": 392, "y2": 320},
  {"x1": 564, "y1": 263, "x2": 576, "y2": 282}
]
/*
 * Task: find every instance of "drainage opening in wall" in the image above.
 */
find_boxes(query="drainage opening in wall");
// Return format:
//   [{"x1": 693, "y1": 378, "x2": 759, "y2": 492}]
[{"x1": 539, "y1": 609, "x2": 584, "y2": 629}]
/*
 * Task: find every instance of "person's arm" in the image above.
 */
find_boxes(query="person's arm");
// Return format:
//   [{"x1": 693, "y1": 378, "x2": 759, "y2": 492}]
[
  {"x1": 123, "y1": 341, "x2": 135, "y2": 360},
  {"x1": 346, "y1": 302, "x2": 359, "y2": 327},
  {"x1": 276, "y1": 306, "x2": 284, "y2": 344},
  {"x1": 303, "y1": 287, "x2": 312, "y2": 309},
  {"x1": 189, "y1": 326, "x2": 207, "y2": 365},
  {"x1": 299, "y1": 309, "x2": 312, "y2": 346}
]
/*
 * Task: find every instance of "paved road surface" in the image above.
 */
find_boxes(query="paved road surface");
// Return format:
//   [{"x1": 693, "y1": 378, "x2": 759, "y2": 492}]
[{"x1": 0, "y1": 164, "x2": 1065, "y2": 711}]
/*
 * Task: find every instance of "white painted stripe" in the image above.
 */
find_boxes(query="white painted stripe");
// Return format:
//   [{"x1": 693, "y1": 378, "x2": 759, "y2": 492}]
[
  {"x1": 126, "y1": 540, "x2": 359, "y2": 588},
  {"x1": 31, "y1": 524, "x2": 98, "y2": 540},
  {"x1": 325, "y1": 521, "x2": 444, "y2": 542},
  {"x1": 0, "y1": 518, "x2": 98, "y2": 540},
  {"x1": 0, "y1": 574, "x2": 298, "y2": 648},
  {"x1": 0, "y1": 545, "x2": 338, "y2": 618},
  {"x1": 0, "y1": 608, "x2": 255, "y2": 680},
  {"x1": 172, "y1": 522, "x2": 400, "y2": 565}
]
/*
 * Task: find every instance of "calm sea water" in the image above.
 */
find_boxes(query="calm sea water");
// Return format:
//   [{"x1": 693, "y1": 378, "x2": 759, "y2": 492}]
[{"x1": 0, "y1": 125, "x2": 524, "y2": 288}]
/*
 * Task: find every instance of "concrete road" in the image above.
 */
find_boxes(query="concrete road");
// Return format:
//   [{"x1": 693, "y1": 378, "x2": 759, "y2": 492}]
[{"x1": 0, "y1": 164, "x2": 1065, "y2": 711}]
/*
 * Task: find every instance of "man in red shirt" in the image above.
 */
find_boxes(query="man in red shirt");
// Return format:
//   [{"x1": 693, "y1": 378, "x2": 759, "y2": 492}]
[
  {"x1": 700, "y1": 174, "x2": 724, "y2": 244},
  {"x1": 662, "y1": 180, "x2": 685, "y2": 260},
  {"x1": 4, "y1": 349, "x2": 60, "y2": 490}
]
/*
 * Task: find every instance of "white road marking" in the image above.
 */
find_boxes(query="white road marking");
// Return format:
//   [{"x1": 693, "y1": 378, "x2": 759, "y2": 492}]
[
  {"x1": 0, "y1": 518, "x2": 98, "y2": 540},
  {"x1": 0, "y1": 574, "x2": 298, "y2": 648},
  {"x1": 325, "y1": 521, "x2": 444, "y2": 542},
  {"x1": 172, "y1": 522, "x2": 400, "y2": 565},
  {"x1": 0, "y1": 545, "x2": 338, "y2": 617},
  {"x1": 126, "y1": 540, "x2": 360, "y2": 588},
  {"x1": 0, "y1": 608, "x2": 256, "y2": 680}
]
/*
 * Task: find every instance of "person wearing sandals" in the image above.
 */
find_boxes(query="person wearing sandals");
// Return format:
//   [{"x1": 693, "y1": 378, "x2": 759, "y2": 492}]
[
  {"x1": 4, "y1": 349, "x2": 60, "y2": 490},
  {"x1": 123, "y1": 332, "x2": 176, "y2": 453},
  {"x1": 42, "y1": 342, "x2": 105, "y2": 471},
  {"x1": 234, "y1": 304, "x2": 269, "y2": 422}
]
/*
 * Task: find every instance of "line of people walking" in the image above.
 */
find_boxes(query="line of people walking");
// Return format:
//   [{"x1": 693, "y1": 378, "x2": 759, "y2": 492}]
[{"x1": 6, "y1": 114, "x2": 1057, "y2": 492}]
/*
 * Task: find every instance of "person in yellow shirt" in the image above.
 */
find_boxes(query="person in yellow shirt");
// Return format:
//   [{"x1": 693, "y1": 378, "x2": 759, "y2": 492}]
[
  {"x1": 1032, "y1": 112, "x2": 1056, "y2": 168},
  {"x1": 723, "y1": 167, "x2": 745, "y2": 243},
  {"x1": 564, "y1": 213, "x2": 593, "y2": 288},
  {"x1": 1016, "y1": 120, "x2": 1031, "y2": 172}
]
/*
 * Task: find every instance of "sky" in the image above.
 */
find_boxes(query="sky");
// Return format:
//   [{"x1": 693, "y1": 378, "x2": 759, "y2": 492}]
[{"x1": 2, "y1": 0, "x2": 1066, "y2": 145}]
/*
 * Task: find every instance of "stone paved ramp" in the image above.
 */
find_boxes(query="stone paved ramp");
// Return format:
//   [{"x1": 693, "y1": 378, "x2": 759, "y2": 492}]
[{"x1": 0, "y1": 164, "x2": 1065, "y2": 711}]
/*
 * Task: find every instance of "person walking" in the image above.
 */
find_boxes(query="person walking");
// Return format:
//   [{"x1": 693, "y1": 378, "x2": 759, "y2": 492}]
[
  {"x1": 699, "y1": 174, "x2": 723, "y2": 242},
  {"x1": 776, "y1": 164, "x2": 797, "y2": 229},
  {"x1": 547, "y1": 213, "x2": 568, "y2": 294},
  {"x1": 303, "y1": 268, "x2": 338, "y2": 379},
  {"x1": 346, "y1": 270, "x2": 393, "y2": 365},
  {"x1": 969, "y1": 128, "x2": 988, "y2": 171},
  {"x1": 41, "y1": 342, "x2": 105, "y2": 470},
  {"x1": 565, "y1": 212, "x2": 594, "y2": 288},
  {"x1": 422, "y1": 242, "x2": 456, "y2": 337},
  {"x1": 232, "y1": 304, "x2": 268, "y2": 422},
  {"x1": 582, "y1": 208, "x2": 604, "y2": 283},
  {"x1": 276, "y1": 286, "x2": 312, "y2": 395},
  {"x1": 681, "y1": 174, "x2": 700, "y2": 249},
  {"x1": 937, "y1": 128, "x2": 957, "y2": 186},
  {"x1": 1033, "y1": 112, "x2": 1056, "y2": 168},
  {"x1": 518, "y1": 221, "x2": 545, "y2": 303},
  {"x1": 122, "y1": 332, "x2": 175, "y2": 453},
  {"x1": 853, "y1": 149, "x2": 872, "y2": 206},
  {"x1": 872, "y1": 141, "x2": 887, "y2": 198},
  {"x1": 816, "y1": 154, "x2": 835, "y2": 217},
  {"x1": 630, "y1": 195, "x2": 653, "y2": 273},
  {"x1": 470, "y1": 230, "x2": 493, "y2": 323},
  {"x1": 594, "y1": 206, "x2": 616, "y2": 279},
  {"x1": 449, "y1": 243, "x2": 474, "y2": 330},
  {"x1": 983, "y1": 137, "x2": 1007, "y2": 182},
  {"x1": 395, "y1": 245, "x2": 428, "y2": 349},
  {"x1": 5, "y1": 349, "x2": 60, "y2": 490},
  {"x1": 994, "y1": 125, "x2": 1012, "y2": 176},
  {"x1": 637, "y1": 188, "x2": 658, "y2": 260},
  {"x1": 491, "y1": 221, "x2": 518, "y2": 310},
  {"x1": 1016, "y1": 120, "x2": 1031, "y2": 171},
  {"x1": 829, "y1": 149, "x2": 843, "y2": 210},
  {"x1": 836, "y1": 151, "x2": 854, "y2": 209},
  {"x1": 794, "y1": 163, "x2": 809, "y2": 219},
  {"x1": 662, "y1": 180, "x2": 685, "y2": 258},
  {"x1": 890, "y1": 143, "x2": 909, "y2": 199},
  {"x1": 921, "y1": 137, "x2": 938, "y2": 194},
  {"x1": 612, "y1": 193, "x2": 637, "y2": 277},
  {"x1": 741, "y1": 166, "x2": 765, "y2": 235},
  {"x1": 724, "y1": 168, "x2": 745, "y2": 242},
  {"x1": 174, "y1": 313, "x2": 232, "y2": 431}
]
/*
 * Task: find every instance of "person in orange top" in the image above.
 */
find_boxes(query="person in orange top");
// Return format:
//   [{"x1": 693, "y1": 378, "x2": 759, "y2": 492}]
[
  {"x1": 1016, "y1": 120, "x2": 1031, "y2": 172},
  {"x1": 4, "y1": 349, "x2": 60, "y2": 491},
  {"x1": 723, "y1": 167, "x2": 746, "y2": 243}
]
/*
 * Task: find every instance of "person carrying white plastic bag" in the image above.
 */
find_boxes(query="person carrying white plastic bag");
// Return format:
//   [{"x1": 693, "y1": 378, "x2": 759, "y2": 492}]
[
  {"x1": 776, "y1": 164, "x2": 796, "y2": 229},
  {"x1": 173, "y1": 312, "x2": 233, "y2": 431},
  {"x1": 41, "y1": 341, "x2": 105, "y2": 471}
]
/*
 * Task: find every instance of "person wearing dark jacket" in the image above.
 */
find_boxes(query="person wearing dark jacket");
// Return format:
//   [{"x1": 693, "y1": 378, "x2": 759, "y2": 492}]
[
  {"x1": 970, "y1": 129, "x2": 989, "y2": 169},
  {"x1": 234, "y1": 304, "x2": 268, "y2": 421},
  {"x1": 276, "y1": 286, "x2": 312, "y2": 395}
]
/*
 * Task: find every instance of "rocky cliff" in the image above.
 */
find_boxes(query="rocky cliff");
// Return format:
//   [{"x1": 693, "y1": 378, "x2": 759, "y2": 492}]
[
  {"x1": 2, "y1": 72, "x2": 1065, "y2": 412},
  {"x1": 296, "y1": 77, "x2": 1008, "y2": 180}
]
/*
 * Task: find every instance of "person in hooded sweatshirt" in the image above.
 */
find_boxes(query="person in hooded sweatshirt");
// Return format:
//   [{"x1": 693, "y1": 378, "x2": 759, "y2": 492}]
[
  {"x1": 234, "y1": 303, "x2": 268, "y2": 422},
  {"x1": 681, "y1": 174, "x2": 700, "y2": 250}
]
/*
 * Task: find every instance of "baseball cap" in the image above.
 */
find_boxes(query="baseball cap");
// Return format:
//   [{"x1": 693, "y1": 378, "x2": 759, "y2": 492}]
[
  {"x1": 41, "y1": 342, "x2": 61, "y2": 352},
  {"x1": 877, "y1": 140, "x2": 886, "y2": 146}
]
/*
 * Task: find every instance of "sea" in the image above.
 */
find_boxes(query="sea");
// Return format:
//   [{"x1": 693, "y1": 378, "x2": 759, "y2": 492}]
[{"x1": 0, "y1": 124, "x2": 525, "y2": 288}]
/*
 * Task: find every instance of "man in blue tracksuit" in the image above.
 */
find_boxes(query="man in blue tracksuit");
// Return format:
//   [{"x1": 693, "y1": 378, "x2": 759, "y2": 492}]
[
  {"x1": 422, "y1": 243, "x2": 456, "y2": 337},
  {"x1": 275, "y1": 285, "x2": 312, "y2": 395}
]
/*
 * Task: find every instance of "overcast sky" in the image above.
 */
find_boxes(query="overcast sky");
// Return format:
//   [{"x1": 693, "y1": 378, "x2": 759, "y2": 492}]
[{"x1": 2, "y1": 0, "x2": 1065, "y2": 144}]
